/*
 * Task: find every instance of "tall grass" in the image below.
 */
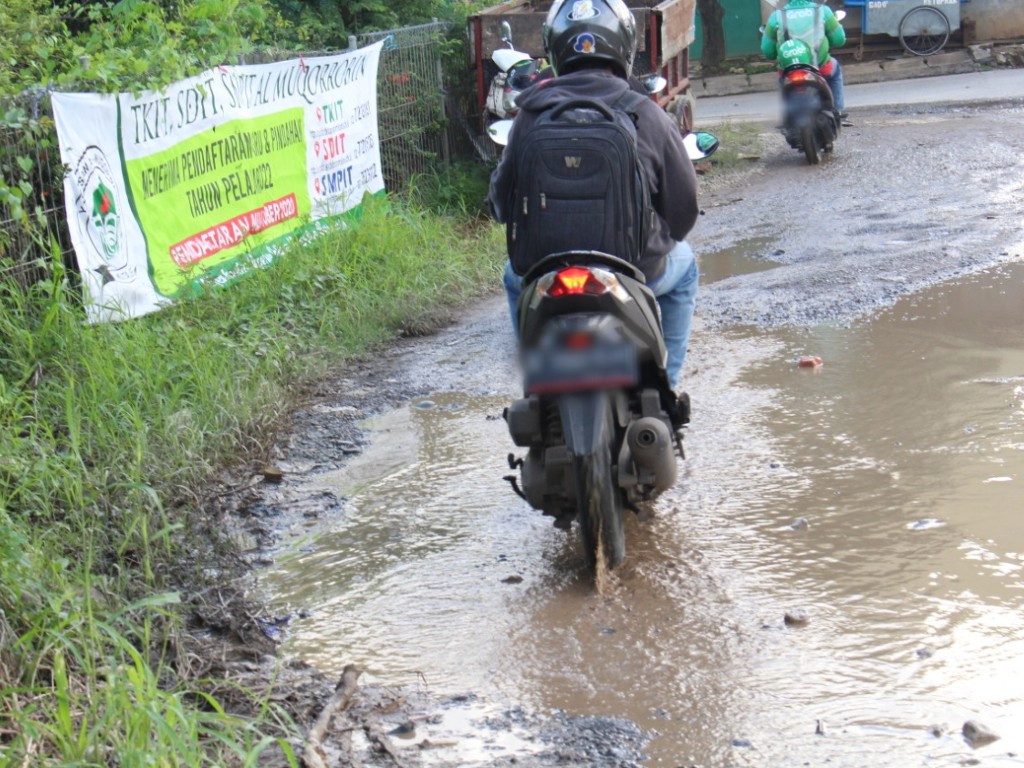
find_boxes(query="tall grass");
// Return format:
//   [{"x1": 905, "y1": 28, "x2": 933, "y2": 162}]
[{"x1": 0, "y1": 190, "x2": 504, "y2": 765}]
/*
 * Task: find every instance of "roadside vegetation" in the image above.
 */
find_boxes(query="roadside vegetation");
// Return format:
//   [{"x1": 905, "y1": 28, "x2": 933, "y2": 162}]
[
  {"x1": 696, "y1": 119, "x2": 770, "y2": 174},
  {"x1": 0, "y1": 174, "x2": 501, "y2": 763},
  {"x1": 0, "y1": 0, "x2": 495, "y2": 761}
]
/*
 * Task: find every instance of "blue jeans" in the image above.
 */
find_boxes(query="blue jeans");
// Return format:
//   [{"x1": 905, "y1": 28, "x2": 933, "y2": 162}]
[
  {"x1": 825, "y1": 56, "x2": 845, "y2": 113},
  {"x1": 502, "y1": 240, "x2": 698, "y2": 388},
  {"x1": 647, "y1": 240, "x2": 698, "y2": 388}
]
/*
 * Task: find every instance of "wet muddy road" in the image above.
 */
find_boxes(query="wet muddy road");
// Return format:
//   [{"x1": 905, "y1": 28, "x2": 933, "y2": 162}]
[{"x1": 251, "y1": 100, "x2": 1024, "y2": 766}]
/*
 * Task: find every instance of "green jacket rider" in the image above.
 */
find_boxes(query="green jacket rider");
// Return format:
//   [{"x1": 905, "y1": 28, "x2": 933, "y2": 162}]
[{"x1": 761, "y1": 0, "x2": 847, "y2": 113}]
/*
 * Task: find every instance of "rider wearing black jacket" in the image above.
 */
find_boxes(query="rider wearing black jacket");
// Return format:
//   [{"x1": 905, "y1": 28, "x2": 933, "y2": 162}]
[{"x1": 488, "y1": 0, "x2": 701, "y2": 387}]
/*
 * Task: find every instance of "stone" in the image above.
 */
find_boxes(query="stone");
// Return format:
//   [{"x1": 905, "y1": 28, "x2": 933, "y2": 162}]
[
  {"x1": 784, "y1": 609, "x2": 810, "y2": 627},
  {"x1": 962, "y1": 719, "x2": 1000, "y2": 747}
]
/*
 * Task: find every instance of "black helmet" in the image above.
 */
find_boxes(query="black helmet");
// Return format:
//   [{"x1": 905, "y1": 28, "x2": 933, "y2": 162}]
[{"x1": 542, "y1": 0, "x2": 638, "y2": 77}]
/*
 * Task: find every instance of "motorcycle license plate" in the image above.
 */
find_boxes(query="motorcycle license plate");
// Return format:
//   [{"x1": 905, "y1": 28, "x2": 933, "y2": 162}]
[{"x1": 523, "y1": 341, "x2": 638, "y2": 394}]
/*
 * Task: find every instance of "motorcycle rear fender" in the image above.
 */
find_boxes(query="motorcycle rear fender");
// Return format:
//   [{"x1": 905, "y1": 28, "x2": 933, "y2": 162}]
[
  {"x1": 556, "y1": 390, "x2": 618, "y2": 458},
  {"x1": 783, "y1": 87, "x2": 822, "y2": 126},
  {"x1": 518, "y1": 274, "x2": 666, "y2": 370},
  {"x1": 782, "y1": 68, "x2": 834, "y2": 112}
]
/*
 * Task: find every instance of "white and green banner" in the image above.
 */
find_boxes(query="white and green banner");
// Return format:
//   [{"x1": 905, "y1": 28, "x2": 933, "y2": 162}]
[{"x1": 53, "y1": 42, "x2": 385, "y2": 323}]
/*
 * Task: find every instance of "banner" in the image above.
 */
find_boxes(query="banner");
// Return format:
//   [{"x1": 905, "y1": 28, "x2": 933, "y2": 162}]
[{"x1": 53, "y1": 42, "x2": 385, "y2": 323}]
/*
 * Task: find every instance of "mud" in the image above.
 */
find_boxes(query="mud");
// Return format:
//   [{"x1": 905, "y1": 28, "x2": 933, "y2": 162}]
[{"x1": 224, "y1": 98, "x2": 1024, "y2": 766}]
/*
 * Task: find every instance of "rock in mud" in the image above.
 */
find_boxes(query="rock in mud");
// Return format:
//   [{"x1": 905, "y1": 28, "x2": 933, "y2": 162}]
[
  {"x1": 784, "y1": 609, "x2": 810, "y2": 627},
  {"x1": 962, "y1": 719, "x2": 1000, "y2": 747}
]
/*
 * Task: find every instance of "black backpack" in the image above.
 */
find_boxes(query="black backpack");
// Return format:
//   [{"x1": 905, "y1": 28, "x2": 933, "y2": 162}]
[{"x1": 506, "y1": 90, "x2": 652, "y2": 276}]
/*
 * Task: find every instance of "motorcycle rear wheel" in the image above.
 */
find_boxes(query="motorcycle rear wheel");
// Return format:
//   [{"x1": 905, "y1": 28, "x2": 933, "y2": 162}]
[
  {"x1": 802, "y1": 125, "x2": 821, "y2": 165},
  {"x1": 574, "y1": 447, "x2": 626, "y2": 569}
]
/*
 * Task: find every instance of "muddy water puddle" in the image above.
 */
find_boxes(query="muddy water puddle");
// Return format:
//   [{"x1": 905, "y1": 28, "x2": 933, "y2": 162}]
[
  {"x1": 260, "y1": 264, "x2": 1024, "y2": 766},
  {"x1": 700, "y1": 236, "x2": 782, "y2": 285}
]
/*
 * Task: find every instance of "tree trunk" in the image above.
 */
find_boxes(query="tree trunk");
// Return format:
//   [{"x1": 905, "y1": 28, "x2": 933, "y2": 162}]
[{"x1": 697, "y1": 0, "x2": 727, "y2": 70}]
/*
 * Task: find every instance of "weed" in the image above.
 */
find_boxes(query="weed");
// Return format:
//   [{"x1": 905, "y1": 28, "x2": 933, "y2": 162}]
[{"x1": 0, "y1": 196, "x2": 504, "y2": 764}]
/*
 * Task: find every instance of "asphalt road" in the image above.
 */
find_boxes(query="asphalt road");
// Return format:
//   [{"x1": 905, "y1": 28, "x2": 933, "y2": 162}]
[{"x1": 698, "y1": 67, "x2": 1024, "y2": 123}]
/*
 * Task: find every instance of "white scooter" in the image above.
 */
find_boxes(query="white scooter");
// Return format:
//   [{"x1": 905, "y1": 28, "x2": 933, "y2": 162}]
[{"x1": 484, "y1": 21, "x2": 552, "y2": 126}]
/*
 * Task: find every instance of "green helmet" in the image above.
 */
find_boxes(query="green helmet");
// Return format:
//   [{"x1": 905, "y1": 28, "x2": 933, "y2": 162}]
[{"x1": 778, "y1": 38, "x2": 813, "y2": 69}]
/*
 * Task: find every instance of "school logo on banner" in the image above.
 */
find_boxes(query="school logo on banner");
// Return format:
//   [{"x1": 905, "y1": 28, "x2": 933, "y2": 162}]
[{"x1": 71, "y1": 146, "x2": 136, "y2": 285}]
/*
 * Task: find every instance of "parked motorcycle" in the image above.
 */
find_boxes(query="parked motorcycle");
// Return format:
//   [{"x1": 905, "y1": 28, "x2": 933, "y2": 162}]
[
  {"x1": 502, "y1": 251, "x2": 693, "y2": 571},
  {"x1": 484, "y1": 22, "x2": 552, "y2": 130}
]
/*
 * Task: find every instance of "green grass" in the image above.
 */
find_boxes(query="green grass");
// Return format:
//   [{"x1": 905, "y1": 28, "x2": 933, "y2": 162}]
[
  {"x1": 697, "y1": 119, "x2": 772, "y2": 175},
  {"x1": 0, "y1": 190, "x2": 504, "y2": 765}
]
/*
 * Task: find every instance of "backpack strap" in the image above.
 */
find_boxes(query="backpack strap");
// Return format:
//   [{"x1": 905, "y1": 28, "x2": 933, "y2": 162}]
[
  {"x1": 612, "y1": 89, "x2": 649, "y2": 127},
  {"x1": 813, "y1": 5, "x2": 824, "y2": 62}
]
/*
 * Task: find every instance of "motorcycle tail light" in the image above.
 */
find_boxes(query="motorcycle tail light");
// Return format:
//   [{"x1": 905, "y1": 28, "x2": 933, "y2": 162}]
[
  {"x1": 530, "y1": 266, "x2": 632, "y2": 310},
  {"x1": 546, "y1": 267, "x2": 610, "y2": 297},
  {"x1": 785, "y1": 70, "x2": 817, "y2": 85}
]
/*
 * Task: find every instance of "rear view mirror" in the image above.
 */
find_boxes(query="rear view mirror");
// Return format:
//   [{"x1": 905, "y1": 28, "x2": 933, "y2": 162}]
[
  {"x1": 488, "y1": 119, "x2": 514, "y2": 147},
  {"x1": 642, "y1": 75, "x2": 668, "y2": 95},
  {"x1": 683, "y1": 131, "x2": 720, "y2": 160}
]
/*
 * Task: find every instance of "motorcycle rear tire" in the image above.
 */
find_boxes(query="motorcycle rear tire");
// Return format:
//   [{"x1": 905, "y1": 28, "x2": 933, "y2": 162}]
[
  {"x1": 802, "y1": 125, "x2": 821, "y2": 165},
  {"x1": 574, "y1": 446, "x2": 626, "y2": 569}
]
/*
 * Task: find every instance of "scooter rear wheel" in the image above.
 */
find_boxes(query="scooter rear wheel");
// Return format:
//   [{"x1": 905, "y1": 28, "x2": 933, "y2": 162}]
[
  {"x1": 574, "y1": 446, "x2": 626, "y2": 570},
  {"x1": 802, "y1": 125, "x2": 821, "y2": 165}
]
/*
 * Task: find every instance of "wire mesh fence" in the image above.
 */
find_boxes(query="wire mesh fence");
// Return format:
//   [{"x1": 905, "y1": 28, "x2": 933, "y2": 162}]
[
  {"x1": 0, "y1": 96, "x2": 75, "y2": 286},
  {"x1": 0, "y1": 19, "x2": 477, "y2": 287}
]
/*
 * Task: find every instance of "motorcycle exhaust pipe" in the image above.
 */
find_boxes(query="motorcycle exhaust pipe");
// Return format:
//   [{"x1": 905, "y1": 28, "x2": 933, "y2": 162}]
[{"x1": 625, "y1": 417, "x2": 677, "y2": 494}]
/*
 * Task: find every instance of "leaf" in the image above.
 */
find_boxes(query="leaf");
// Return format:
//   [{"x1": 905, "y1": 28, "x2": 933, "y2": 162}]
[
  {"x1": 124, "y1": 592, "x2": 182, "y2": 612},
  {"x1": 16, "y1": 156, "x2": 33, "y2": 174}
]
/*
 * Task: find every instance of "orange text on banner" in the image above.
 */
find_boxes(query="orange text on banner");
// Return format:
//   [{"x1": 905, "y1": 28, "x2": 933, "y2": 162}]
[{"x1": 170, "y1": 193, "x2": 299, "y2": 268}]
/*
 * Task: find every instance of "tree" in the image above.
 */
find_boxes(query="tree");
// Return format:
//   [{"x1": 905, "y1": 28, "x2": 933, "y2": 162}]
[
  {"x1": 696, "y1": 0, "x2": 726, "y2": 70},
  {"x1": 270, "y1": 0, "x2": 453, "y2": 49}
]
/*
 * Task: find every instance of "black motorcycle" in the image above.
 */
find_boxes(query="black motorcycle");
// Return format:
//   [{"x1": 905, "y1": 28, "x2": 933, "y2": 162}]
[
  {"x1": 779, "y1": 62, "x2": 841, "y2": 165},
  {"x1": 503, "y1": 252, "x2": 689, "y2": 571}
]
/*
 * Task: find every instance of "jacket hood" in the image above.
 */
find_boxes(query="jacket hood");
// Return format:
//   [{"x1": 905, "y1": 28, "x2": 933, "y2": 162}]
[{"x1": 514, "y1": 70, "x2": 630, "y2": 113}]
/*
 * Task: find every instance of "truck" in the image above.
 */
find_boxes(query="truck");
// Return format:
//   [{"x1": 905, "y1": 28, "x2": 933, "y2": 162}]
[{"x1": 467, "y1": 0, "x2": 699, "y2": 133}]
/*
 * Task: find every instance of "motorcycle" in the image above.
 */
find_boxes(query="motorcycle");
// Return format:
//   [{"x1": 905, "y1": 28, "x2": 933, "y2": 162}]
[
  {"x1": 502, "y1": 251, "x2": 694, "y2": 572},
  {"x1": 762, "y1": 7, "x2": 847, "y2": 165},
  {"x1": 484, "y1": 21, "x2": 552, "y2": 132},
  {"x1": 777, "y1": 39, "x2": 841, "y2": 165}
]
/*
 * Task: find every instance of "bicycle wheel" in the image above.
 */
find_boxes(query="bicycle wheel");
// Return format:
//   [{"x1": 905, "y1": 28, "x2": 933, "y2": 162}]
[{"x1": 899, "y1": 6, "x2": 950, "y2": 57}]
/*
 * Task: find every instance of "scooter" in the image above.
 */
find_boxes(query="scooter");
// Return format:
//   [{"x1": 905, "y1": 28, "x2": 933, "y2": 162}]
[
  {"x1": 484, "y1": 21, "x2": 552, "y2": 130},
  {"x1": 776, "y1": 38, "x2": 841, "y2": 165},
  {"x1": 761, "y1": 6, "x2": 847, "y2": 165},
  {"x1": 503, "y1": 252, "x2": 692, "y2": 571}
]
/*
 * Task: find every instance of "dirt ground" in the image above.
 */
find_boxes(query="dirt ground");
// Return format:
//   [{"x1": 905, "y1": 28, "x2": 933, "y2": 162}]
[{"x1": 208, "y1": 97, "x2": 1024, "y2": 767}]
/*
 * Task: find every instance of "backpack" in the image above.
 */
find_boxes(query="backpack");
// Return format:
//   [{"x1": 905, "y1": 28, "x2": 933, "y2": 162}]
[
  {"x1": 779, "y1": 5, "x2": 825, "y2": 65},
  {"x1": 506, "y1": 90, "x2": 652, "y2": 276}
]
